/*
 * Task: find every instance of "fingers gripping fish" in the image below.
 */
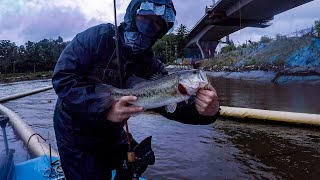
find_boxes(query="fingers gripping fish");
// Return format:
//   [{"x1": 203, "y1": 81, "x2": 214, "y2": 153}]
[{"x1": 96, "y1": 70, "x2": 209, "y2": 113}]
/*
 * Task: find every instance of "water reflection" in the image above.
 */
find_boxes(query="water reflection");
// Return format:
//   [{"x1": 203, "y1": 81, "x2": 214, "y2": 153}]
[
  {"x1": 211, "y1": 77, "x2": 320, "y2": 114},
  {"x1": 0, "y1": 79, "x2": 51, "y2": 97},
  {"x1": 214, "y1": 120, "x2": 320, "y2": 179}
]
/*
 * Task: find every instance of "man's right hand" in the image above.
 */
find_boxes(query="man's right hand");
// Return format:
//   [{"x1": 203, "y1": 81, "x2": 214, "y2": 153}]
[{"x1": 107, "y1": 96, "x2": 144, "y2": 123}]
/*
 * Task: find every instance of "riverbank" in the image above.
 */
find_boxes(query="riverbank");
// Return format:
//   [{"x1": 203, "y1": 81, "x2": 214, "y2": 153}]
[
  {"x1": 198, "y1": 35, "x2": 320, "y2": 85},
  {"x1": 165, "y1": 65, "x2": 320, "y2": 85},
  {"x1": 0, "y1": 71, "x2": 52, "y2": 84},
  {"x1": 205, "y1": 66, "x2": 320, "y2": 85}
]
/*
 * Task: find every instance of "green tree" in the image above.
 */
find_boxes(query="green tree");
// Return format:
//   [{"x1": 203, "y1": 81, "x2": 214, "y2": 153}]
[
  {"x1": 152, "y1": 24, "x2": 189, "y2": 64},
  {"x1": 153, "y1": 33, "x2": 176, "y2": 63},
  {"x1": 0, "y1": 40, "x2": 17, "y2": 73},
  {"x1": 25, "y1": 41, "x2": 40, "y2": 73},
  {"x1": 175, "y1": 24, "x2": 189, "y2": 58},
  {"x1": 38, "y1": 38, "x2": 56, "y2": 70},
  {"x1": 0, "y1": 36, "x2": 68, "y2": 74}
]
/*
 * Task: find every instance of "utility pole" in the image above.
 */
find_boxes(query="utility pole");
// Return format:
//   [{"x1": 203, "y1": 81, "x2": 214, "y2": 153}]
[
  {"x1": 169, "y1": 41, "x2": 172, "y2": 58},
  {"x1": 13, "y1": 61, "x2": 15, "y2": 73},
  {"x1": 165, "y1": 41, "x2": 168, "y2": 64},
  {"x1": 174, "y1": 44, "x2": 178, "y2": 57}
]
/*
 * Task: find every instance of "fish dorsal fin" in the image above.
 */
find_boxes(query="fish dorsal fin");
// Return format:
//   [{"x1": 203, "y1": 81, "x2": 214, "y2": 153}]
[
  {"x1": 149, "y1": 73, "x2": 166, "y2": 81},
  {"x1": 165, "y1": 103, "x2": 177, "y2": 113}
]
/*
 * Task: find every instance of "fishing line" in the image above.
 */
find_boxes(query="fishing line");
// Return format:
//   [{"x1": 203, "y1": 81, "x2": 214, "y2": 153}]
[
  {"x1": 25, "y1": 133, "x2": 46, "y2": 151},
  {"x1": 113, "y1": 0, "x2": 122, "y2": 88},
  {"x1": 113, "y1": 0, "x2": 133, "y2": 161},
  {"x1": 239, "y1": 0, "x2": 242, "y2": 30},
  {"x1": 125, "y1": 120, "x2": 132, "y2": 151}
]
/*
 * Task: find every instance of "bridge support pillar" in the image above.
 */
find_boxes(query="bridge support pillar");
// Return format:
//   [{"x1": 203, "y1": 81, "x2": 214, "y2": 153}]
[{"x1": 196, "y1": 40, "x2": 219, "y2": 59}]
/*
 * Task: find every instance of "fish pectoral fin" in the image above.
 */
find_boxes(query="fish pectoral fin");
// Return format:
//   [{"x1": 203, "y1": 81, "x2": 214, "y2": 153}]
[{"x1": 165, "y1": 103, "x2": 177, "y2": 113}]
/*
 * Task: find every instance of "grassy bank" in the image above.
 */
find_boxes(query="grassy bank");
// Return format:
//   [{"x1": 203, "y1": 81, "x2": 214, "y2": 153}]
[
  {"x1": 0, "y1": 71, "x2": 53, "y2": 83},
  {"x1": 200, "y1": 36, "x2": 320, "y2": 71}
]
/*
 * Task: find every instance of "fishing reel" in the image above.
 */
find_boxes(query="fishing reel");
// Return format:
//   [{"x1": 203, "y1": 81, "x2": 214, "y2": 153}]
[{"x1": 115, "y1": 136, "x2": 155, "y2": 180}]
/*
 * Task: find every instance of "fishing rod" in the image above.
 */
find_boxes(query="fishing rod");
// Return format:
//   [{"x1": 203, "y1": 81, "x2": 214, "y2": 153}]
[
  {"x1": 113, "y1": 1, "x2": 138, "y2": 179},
  {"x1": 112, "y1": 2, "x2": 155, "y2": 179},
  {"x1": 113, "y1": 0, "x2": 122, "y2": 88}
]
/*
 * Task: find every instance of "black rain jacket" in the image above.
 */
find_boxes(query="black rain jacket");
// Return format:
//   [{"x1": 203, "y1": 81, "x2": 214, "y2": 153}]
[{"x1": 52, "y1": 24, "x2": 218, "y2": 150}]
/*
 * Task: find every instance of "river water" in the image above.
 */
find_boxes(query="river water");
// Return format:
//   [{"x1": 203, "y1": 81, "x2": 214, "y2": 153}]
[{"x1": 0, "y1": 77, "x2": 320, "y2": 179}]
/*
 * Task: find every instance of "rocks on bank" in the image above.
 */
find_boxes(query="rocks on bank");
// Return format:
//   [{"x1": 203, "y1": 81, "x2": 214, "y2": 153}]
[
  {"x1": 199, "y1": 36, "x2": 320, "y2": 85},
  {"x1": 205, "y1": 66, "x2": 320, "y2": 85}
]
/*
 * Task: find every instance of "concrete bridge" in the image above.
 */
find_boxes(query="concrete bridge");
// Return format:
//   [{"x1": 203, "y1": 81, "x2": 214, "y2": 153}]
[{"x1": 185, "y1": 0, "x2": 314, "y2": 59}]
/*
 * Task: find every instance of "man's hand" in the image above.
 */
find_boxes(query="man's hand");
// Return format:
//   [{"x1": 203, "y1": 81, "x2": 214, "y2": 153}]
[
  {"x1": 107, "y1": 96, "x2": 144, "y2": 123},
  {"x1": 195, "y1": 84, "x2": 220, "y2": 116}
]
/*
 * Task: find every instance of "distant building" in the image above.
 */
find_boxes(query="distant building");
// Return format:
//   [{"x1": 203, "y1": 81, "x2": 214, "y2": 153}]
[{"x1": 176, "y1": 58, "x2": 183, "y2": 64}]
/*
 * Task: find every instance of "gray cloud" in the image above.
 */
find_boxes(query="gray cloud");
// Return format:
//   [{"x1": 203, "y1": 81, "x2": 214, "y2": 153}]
[
  {"x1": 21, "y1": 7, "x2": 100, "y2": 41},
  {"x1": 0, "y1": 6, "x2": 100, "y2": 45},
  {"x1": 0, "y1": 0, "x2": 319, "y2": 45},
  {"x1": 174, "y1": 0, "x2": 213, "y2": 30},
  {"x1": 228, "y1": 0, "x2": 320, "y2": 44}
]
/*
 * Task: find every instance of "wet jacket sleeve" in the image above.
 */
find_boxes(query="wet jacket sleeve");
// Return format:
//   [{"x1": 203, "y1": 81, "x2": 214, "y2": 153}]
[
  {"x1": 52, "y1": 31, "x2": 111, "y2": 121},
  {"x1": 155, "y1": 97, "x2": 220, "y2": 125}
]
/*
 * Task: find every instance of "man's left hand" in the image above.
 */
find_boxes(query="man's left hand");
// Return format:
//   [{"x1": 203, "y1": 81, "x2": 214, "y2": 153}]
[{"x1": 195, "y1": 84, "x2": 220, "y2": 116}]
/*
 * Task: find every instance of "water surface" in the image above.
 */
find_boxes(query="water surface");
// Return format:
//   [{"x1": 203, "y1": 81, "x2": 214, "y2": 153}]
[{"x1": 1, "y1": 78, "x2": 319, "y2": 179}]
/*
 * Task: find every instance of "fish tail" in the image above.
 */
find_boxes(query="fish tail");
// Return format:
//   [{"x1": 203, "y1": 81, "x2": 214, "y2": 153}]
[{"x1": 95, "y1": 84, "x2": 115, "y2": 112}]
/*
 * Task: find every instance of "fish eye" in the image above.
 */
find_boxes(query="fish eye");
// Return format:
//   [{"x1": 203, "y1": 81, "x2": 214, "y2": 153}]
[{"x1": 193, "y1": 71, "x2": 197, "y2": 74}]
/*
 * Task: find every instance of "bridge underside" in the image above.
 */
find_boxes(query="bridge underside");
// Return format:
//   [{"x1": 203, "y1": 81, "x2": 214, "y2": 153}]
[
  {"x1": 186, "y1": 25, "x2": 243, "y2": 59},
  {"x1": 186, "y1": 0, "x2": 314, "y2": 59}
]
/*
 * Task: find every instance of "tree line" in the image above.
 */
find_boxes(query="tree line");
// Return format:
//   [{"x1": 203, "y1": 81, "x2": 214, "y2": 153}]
[
  {"x1": 0, "y1": 36, "x2": 68, "y2": 74},
  {"x1": 0, "y1": 24, "x2": 189, "y2": 74}
]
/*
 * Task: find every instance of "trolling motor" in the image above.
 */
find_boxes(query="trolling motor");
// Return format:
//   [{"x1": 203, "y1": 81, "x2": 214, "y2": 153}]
[{"x1": 0, "y1": 114, "x2": 15, "y2": 179}]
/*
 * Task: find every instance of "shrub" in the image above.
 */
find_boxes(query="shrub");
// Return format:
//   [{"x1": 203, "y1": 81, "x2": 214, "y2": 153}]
[
  {"x1": 260, "y1": 36, "x2": 272, "y2": 44},
  {"x1": 221, "y1": 41, "x2": 236, "y2": 53},
  {"x1": 275, "y1": 34, "x2": 286, "y2": 40}
]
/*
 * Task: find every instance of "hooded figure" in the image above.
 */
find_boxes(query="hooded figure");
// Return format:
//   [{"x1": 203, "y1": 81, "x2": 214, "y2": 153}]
[
  {"x1": 52, "y1": 0, "x2": 219, "y2": 179},
  {"x1": 123, "y1": 0, "x2": 176, "y2": 53}
]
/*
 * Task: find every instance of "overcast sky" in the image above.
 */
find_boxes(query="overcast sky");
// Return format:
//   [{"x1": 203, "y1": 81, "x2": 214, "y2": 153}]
[{"x1": 0, "y1": 0, "x2": 319, "y2": 45}]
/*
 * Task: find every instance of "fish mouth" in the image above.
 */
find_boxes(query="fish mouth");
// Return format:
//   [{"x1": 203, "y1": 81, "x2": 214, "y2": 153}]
[{"x1": 178, "y1": 83, "x2": 189, "y2": 96}]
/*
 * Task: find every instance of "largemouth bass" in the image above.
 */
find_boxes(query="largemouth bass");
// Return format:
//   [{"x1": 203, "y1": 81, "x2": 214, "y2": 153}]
[{"x1": 96, "y1": 70, "x2": 209, "y2": 113}]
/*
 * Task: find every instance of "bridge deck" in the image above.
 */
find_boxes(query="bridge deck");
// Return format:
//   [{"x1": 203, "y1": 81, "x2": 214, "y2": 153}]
[{"x1": 187, "y1": 0, "x2": 314, "y2": 45}]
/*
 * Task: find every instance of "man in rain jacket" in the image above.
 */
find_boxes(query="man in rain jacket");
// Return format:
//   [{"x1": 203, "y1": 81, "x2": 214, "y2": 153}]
[{"x1": 52, "y1": 0, "x2": 220, "y2": 179}]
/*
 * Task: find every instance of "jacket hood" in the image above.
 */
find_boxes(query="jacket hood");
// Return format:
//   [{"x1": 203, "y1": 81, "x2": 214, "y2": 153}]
[{"x1": 123, "y1": 0, "x2": 176, "y2": 33}]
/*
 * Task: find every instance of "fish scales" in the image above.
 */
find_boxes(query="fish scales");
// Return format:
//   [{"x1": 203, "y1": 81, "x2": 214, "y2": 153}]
[{"x1": 111, "y1": 76, "x2": 179, "y2": 108}]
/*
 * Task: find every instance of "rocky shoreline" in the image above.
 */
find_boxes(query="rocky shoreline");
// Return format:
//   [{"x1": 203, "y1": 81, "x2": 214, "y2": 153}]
[
  {"x1": 166, "y1": 65, "x2": 320, "y2": 85},
  {"x1": 205, "y1": 66, "x2": 320, "y2": 85}
]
